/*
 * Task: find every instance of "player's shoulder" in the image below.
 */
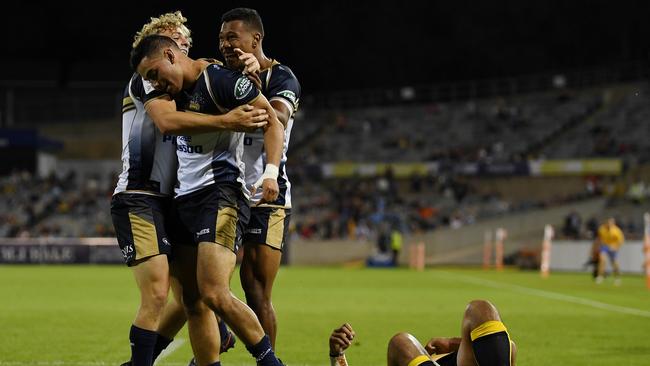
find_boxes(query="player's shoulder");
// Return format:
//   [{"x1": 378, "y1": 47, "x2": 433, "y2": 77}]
[
  {"x1": 270, "y1": 62, "x2": 299, "y2": 83},
  {"x1": 199, "y1": 58, "x2": 224, "y2": 66},
  {"x1": 128, "y1": 73, "x2": 147, "y2": 100},
  {"x1": 205, "y1": 61, "x2": 236, "y2": 76}
]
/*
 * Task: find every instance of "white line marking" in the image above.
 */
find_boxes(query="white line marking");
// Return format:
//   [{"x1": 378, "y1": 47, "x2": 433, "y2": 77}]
[
  {"x1": 155, "y1": 337, "x2": 186, "y2": 364},
  {"x1": 439, "y1": 271, "x2": 650, "y2": 318}
]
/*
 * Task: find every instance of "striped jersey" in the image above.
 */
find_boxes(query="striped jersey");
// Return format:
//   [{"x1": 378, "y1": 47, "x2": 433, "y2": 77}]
[
  {"x1": 143, "y1": 63, "x2": 261, "y2": 198},
  {"x1": 242, "y1": 61, "x2": 300, "y2": 208},
  {"x1": 114, "y1": 73, "x2": 177, "y2": 196}
]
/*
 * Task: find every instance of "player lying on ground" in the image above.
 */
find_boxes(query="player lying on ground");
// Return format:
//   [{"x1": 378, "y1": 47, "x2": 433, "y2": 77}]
[{"x1": 329, "y1": 299, "x2": 517, "y2": 366}]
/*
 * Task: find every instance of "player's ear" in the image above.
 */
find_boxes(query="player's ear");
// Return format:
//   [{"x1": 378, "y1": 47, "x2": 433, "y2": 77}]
[
  {"x1": 253, "y1": 32, "x2": 262, "y2": 48},
  {"x1": 163, "y1": 48, "x2": 176, "y2": 64}
]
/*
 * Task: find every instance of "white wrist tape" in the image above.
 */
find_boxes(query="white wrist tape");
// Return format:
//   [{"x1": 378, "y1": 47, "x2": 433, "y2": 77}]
[{"x1": 253, "y1": 163, "x2": 279, "y2": 189}]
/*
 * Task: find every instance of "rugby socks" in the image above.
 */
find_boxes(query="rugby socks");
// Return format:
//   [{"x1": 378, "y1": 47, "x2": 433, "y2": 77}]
[
  {"x1": 151, "y1": 333, "x2": 173, "y2": 362},
  {"x1": 246, "y1": 335, "x2": 282, "y2": 366},
  {"x1": 218, "y1": 318, "x2": 228, "y2": 336},
  {"x1": 470, "y1": 321, "x2": 512, "y2": 366},
  {"x1": 129, "y1": 325, "x2": 157, "y2": 366},
  {"x1": 207, "y1": 362, "x2": 221, "y2": 366}
]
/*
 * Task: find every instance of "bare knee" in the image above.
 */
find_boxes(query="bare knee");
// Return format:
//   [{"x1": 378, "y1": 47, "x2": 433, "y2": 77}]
[
  {"x1": 388, "y1": 332, "x2": 412, "y2": 351},
  {"x1": 201, "y1": 288, "x2": 233, "y2": 315},
  {"x1": 141, "y1": 282, "x2": 169, "y2": 311},
  {"x1": 387, "y1": 332, "x2": 424, "y2": 366},
  {"x1": 463, "y1": 299, "x2": 500, "y2": 331}
]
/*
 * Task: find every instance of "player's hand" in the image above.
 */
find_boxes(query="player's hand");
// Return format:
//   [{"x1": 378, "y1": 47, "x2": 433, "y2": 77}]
[
  {"x1": 224, "y1": 104, "x2": 268, "y2": 132},
  {"x1": 329, "y1": 323, "x2": 355, "y2": 356},
  {"x1": 235, "y1": 48, "x2": 263, "y2": 90},
  {"x1": 252, "y1": 178, "x2": 279, "y2": 206},
  {"x1": 425, "y1": 337, "x2": 453, "y2": 355},
  {"x1": 235, "y1": 48, "x2": 260, "y2": 74}
]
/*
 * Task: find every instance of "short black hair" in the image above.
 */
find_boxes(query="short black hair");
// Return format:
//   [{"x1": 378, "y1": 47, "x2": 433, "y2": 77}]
[
  {"x1": 130, "y1": 35, "x2": 178, "y2": 71},
  {"x1": 221, "y1": 8, "x2": 264, "y2": 37}
]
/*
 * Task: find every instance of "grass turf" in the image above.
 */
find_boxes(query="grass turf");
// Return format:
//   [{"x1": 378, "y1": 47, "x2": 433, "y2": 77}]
[{"x1": 0, "y1": 265, "x2": 648, "y2": 365}]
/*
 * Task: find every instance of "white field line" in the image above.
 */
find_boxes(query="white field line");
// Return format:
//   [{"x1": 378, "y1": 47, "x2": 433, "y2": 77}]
[
  {"x1": 438, "y1": 271, "x2": 650, "y2": 318},
  {"x1": 155, "y1": 337, "x2": 186, "y2": 364}
]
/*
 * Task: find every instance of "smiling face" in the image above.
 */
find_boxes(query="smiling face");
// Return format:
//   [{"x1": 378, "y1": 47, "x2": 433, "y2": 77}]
[
  {"x1": 136, "y1": 47, "x2": 184, "y2": 95},
  {"x1": 219, "y1": 20, "x2": 256, "y2": 70}
]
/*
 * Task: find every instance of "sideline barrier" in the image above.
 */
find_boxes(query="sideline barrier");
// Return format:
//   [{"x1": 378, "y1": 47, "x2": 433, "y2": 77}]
[
  {"x1": 409, "y1": 242, "x2": 425, "y2": 271},
  {"x1": 540, "y1": 224, "x2": 554, "y2": 278},
  {"x1": 0, "y1": 238, "x2": 121, "y2": 264}
]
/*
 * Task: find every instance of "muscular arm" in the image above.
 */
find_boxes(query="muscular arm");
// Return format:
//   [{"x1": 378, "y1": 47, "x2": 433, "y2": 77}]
[
  {"x1": 145, "y1": 96, "x2": 267, "y2": 135},
  {"x1": 251, "y1": 95, "x2": 284, "y2": 166},
  {"x1": 270, "y1": 100, "x2": 292, "y2": 129}
]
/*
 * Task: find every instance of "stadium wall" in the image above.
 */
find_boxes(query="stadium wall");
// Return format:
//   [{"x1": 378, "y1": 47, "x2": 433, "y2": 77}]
[
  {"x1": 550, "y1": 241, "x2": 644, "y2": 274},
  {"x1": 406, "y1": 197, "x2": 607, "y2": 266},
  {"x1": 0, "y1": 198, "x2": 609, "y2": 267}
]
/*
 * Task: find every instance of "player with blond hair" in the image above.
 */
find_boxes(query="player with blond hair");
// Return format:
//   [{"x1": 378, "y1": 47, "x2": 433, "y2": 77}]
[{"x1": 113, "y1": 11, "x2": 268, "y2": 366}]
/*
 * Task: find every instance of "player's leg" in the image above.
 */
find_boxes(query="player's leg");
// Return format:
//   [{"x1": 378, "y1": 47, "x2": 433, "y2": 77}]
[
  {"x1": 130, "y1": 255, "x2": 170, "y2": 365},
  {"x1": 197, "y1": 242, "x2": 283, "y2": 365},
  {"x1": 457, "y1": 299, "x2": 515, "y2": 366},
  {"x1": 183, "y1": 184, "x2": 282, "y2": 365},
  {"x1": 176, "y1": 243, "x2": 222, "y2": 365},
  {"x1": 596, "y1": 246, "x2": 608, "y2": 283},
  {"x1": 111, "y1": 194, "x2": 172, "y2": 366},
  {"x1": 240, "y1": 207, "x2": 289, "y2": 347},
  {"x1": 610, "y1": 250, "x2": 621, "y2": 285},
  {"x1": 146, "y1": 263, "x2": 188, "y2": 364},
  {"x1": 387, "y1": 333, "x2": 437, "y2": 366}
]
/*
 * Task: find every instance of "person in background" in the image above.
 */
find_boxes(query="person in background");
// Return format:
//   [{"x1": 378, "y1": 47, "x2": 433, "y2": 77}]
[{"x1": 595, "y1": 217, "x2": 625, "y2": 285}]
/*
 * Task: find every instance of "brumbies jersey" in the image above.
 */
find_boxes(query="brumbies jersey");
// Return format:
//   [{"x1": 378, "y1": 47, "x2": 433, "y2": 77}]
[
  {"x1": 147, "y1": 63, "x2": 260, "y2": 198},
  {"x1": 114, "y1": 73, "x2": 177, "y2": 196},
  {"x1": 243, "y1": 61, "x2": 300, "y2": 208}
]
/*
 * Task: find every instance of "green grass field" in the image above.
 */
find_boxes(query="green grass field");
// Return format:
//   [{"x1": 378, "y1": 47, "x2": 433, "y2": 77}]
[{"x1": 0, "y1": 265, "x2": 649, "y2": 365}]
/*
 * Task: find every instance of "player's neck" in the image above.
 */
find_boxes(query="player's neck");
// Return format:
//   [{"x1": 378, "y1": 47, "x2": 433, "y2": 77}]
[
  {"x1": 183, "y1": 59, "x2": 211, "y2": 89},
  {"x1": 258, "y1": 50, "x2": 274, "y2": 70}
]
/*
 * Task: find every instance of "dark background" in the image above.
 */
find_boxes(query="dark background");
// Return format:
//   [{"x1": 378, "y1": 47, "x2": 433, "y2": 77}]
[{"x1": 2, "y1": 0, "x2": 648, "y2": 93}]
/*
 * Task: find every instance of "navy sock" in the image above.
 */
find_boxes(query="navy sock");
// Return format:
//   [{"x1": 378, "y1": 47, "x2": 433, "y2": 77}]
[
  {"x1": 246, "y1": 335, "x2": 281, "y2": 366},
  {"x1": 129, "y1": 325, "x2": 157, "y2": 366},
  {"x1": 218, "y1": 319, "x2": 230, "y2": 340},
  {"x1": 207, "y1": 362, "x2": 221, "y2": 366},
  {"x1": 151, "y1": 334, "x2": 173, "y2": 362}
]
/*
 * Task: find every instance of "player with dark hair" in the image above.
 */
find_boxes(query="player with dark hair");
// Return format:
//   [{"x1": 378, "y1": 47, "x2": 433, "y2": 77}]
[
  {"x1": 329, "y1": 300, "x2": 517, "y2": 366},
  {"x1": 220, "y1": 7, "x2": 301, "y2": 349},
  {"x1": 131, "y1": 34, "x2": 285, "y2": 366},
  {"x1": 113, "y1": 11, "x2": 268, "y2": 366}
]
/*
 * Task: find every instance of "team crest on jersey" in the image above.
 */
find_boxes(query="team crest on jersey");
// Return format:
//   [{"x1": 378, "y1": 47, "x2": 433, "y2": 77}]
[
  {"x1": 188, "y1": 94, "x2": 206, "y2": 112},
  {"x1": 234, "y1": 76, "x2": 253, "y2": 100},
  {"x1": 277, "y1": 90, "x2": 298, "y2": 107}
]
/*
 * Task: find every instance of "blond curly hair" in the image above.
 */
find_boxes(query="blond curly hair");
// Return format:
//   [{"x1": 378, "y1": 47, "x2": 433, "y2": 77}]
[{"x1": 132, "y1": 11, "x2": 192, "y2": 48}]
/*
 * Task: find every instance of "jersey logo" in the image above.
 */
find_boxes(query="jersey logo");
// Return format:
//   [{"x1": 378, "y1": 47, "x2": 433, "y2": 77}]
[
  {"x1": 234, "y1": 76, "x2": 253, "y2": 100},
  {"x1": 277, "y1": 90, "x2": 297, "y2": 104}
]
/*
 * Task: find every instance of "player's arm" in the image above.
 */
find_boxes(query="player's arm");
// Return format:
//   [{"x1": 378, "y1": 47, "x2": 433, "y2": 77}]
[
  {"x1": 329, "y1": 323, "x2": 355, "y2": 366},
  {"x1": 617, "y1": 228, "x2": 625, "y2": 245},
  {"x1": 266, "y1": 66, "x2": 300, "y2": 129},
  {"x1": 424, "y1": 337, "x2": 461, "y2": 355},
  {"x1": 144, "y1": 96, "x2": 268, "y2": 134},
  {"x1": 270, "y1": 100, "x2": 292, "y2": 128},
  {"x1": 249, "y1": 94, "x2": 284, "y2": 203}
]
